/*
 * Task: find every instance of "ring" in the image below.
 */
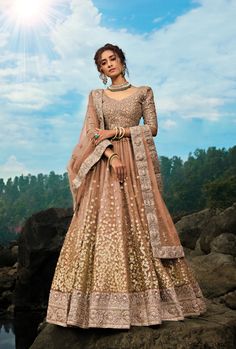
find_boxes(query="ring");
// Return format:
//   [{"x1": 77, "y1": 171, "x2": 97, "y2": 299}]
[{"x1": 94, "y1": 133, "x2": 100, "y2": 139}]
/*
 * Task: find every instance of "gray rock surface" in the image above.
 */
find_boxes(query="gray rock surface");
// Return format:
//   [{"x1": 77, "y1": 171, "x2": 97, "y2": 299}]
[
  {"x1": 210, "y1": 233, "x2": 236, "y2": 256},
  {"x1": 29, "y1": 300, "x2": 236, "y2": 349},
  {"x1": 221, "y1": 290, "x2": 236, "y2": 310},
  {"x1": 188, "y1": 252, "x2": 236, "y2": 298},
  {"x1": 14, "y1": 207, "x2": 73, "y2": 311},
  {"x1": 175, "y1": 208, "x2": 218, "y2": 250},
  {"x1": 199, "y1": 203, "x2": 236, "y2": 253},
  {"x1": 0, "y1": 245, "x2": 17, "y2": 267}
]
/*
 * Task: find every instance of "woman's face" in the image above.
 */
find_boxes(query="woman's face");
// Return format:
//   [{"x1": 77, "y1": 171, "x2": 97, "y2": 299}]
[{"x1": 99, "y1": 50, "x2": 123, "y2": 78}]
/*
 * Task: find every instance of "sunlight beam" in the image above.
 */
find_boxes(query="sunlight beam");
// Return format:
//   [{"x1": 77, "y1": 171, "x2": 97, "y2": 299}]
[{"x1": 10, "y1": 0, "x2": 52, "y2": 26}]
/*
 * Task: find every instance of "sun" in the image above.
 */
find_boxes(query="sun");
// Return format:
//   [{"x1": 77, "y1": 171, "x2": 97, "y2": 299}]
[{"x1": 10, "y1": 0, "x2": 52, "y2": 26}]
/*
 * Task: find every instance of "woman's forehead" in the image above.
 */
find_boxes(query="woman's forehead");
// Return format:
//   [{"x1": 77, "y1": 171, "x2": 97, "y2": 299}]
[{"x1": 100, "y1": 50, "x2": 116, "y2": 60}]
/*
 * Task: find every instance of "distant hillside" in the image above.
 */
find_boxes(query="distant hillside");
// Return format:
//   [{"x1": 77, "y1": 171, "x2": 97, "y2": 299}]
[{"x1": 0, "y1": 145, "x2": 235, "y2": 245}]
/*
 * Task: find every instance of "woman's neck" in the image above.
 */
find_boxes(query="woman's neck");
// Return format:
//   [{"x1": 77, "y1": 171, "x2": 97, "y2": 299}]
[{"x1": 111, "y1": 75, "x2": 127, "y2": 86}]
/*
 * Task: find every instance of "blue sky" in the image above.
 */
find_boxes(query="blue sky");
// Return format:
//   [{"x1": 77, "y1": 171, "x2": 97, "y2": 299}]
[{"x1": 0, "y1": 0, "x2": 235, "y2": 182}]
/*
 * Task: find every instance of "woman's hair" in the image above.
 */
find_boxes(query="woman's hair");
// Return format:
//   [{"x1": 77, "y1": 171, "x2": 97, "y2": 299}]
[{"x1": 94, "y1": 43, "x2": 129, "y2": 76}]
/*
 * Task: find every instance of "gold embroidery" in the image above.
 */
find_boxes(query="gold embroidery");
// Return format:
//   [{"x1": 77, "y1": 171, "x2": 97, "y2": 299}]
[{"x1": 46, "y1": 86, "x2": 206, "y2": 328}]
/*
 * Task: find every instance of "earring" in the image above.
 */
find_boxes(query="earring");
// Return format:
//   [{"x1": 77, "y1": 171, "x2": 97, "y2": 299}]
[
  {"x1": 122, "y1": 65, "x2": 126, "y2": 77},
  {"x1": 99, "y1": 72, "x2": 108, "y2": 85}
]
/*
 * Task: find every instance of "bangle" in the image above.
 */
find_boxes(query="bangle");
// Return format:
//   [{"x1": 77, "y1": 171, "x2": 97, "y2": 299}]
[
  {"x1": 108, "y1": 153, "x2": 119, "y2": 166},
  {"x1": 117, "y1": 127, "x2": 125, "y2": 139},
  {"x1": 111, "y1": 127, "x2": 119, "y2": 140}
]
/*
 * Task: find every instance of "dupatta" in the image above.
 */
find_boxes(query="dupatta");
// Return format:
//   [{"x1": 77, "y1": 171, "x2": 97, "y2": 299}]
[{"x1": 67, "y1": 89, "x2": 185, "y2": 259}]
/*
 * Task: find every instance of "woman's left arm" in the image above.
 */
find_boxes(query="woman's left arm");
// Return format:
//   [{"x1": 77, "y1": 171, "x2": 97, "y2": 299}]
[
  {"x1": 114, "y1": 86, "x2": 158, "y2": 138},
  {"x1": 140, "y1": 86, "x2": 158, "y2": 136}
]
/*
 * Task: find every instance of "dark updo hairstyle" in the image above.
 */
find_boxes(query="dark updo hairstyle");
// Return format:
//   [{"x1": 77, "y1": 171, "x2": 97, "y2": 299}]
[{"x1": 94, "y1": 43, "x2": 129, "y2": 77}]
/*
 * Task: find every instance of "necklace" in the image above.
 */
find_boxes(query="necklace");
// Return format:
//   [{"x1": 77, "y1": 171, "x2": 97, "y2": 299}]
[{"x1": 107, "y1": 81, "x2": 132, "y2": 92}]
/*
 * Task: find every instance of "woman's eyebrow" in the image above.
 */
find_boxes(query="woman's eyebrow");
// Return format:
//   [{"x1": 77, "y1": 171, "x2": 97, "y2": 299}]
[{"x1": 100, "y1": 54, "x2": 116, "y2": 63}]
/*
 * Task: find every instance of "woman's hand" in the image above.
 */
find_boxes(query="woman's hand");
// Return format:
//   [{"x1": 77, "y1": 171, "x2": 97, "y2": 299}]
[
  {"x1": 110, "y1": 157, "x2": 127, "y2": 182},
  {"x1": 94, "y1": 128, "x2": 113, "y2": 145}
]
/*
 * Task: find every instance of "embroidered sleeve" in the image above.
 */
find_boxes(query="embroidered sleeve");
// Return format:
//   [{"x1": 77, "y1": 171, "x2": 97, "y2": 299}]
[{"x1": 141, "y1": 86, "x2": 158, "y2": 136}]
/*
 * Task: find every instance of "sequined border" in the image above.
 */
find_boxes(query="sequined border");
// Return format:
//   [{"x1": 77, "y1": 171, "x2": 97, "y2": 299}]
[
  {"x1": 46, "y1": 284, "x2": 207, "y2": 328},
  {"x1": 72, "y1": 139, "x2": 112, "y2": 190},
  {"x1": 130, "y1": 125, "x2": 185, "y2": 259}
]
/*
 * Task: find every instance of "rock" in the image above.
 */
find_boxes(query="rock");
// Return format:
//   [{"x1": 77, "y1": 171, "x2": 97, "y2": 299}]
[
  {"x1": 14, "y1": 207, "x2": 73, "y2": 311},
  {"x1": 210, "y1": 233, "x2": 236, "y2": 256},
  {"x1": 2, "y1": 290, "x2": 13, "y2": 303},
  {"x1": 0, "y1": 290, "x2": 13, "y2": 310},
  {"x1": 175, "y1": 207, "x2": 219, "y2": 249},
  {"x1": 221, "y1": 291, "x2": 236, "y2": 310},
  {"x1": 175, "y1": 203, "x2": 236, "y2": 254},
  {"x1": 199, "y1": 203, "x2": 236, "y2": 253},
  {"x1": 29, "y1": 300, "x2": 236, "y2": 349},
  {"x1": 11, "y1": 245, "x2": 19, "y2": 259},
  {"x1": 0, "y1": 266, "x2": 17, "y2": 293},
  {"x1": 7, "y1": 304, "x2": 15, "y2": 314},
  {"x1": 193, "y1": 237, "x2": 205, "y2": 255},
  {"x1": 188, "y1": 252, "x2": 236, "y2": 298},
  {"x1": 0, "y1": 246, "x2": 17, "y2": 267}
]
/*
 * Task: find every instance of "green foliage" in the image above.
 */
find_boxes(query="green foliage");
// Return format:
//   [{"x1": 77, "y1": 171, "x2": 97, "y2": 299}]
[
  {"x1": 0, "y1": 145, "x2": 235, "y2": 246},
  {"x1": 0, "y1": 171, "x2": 72, "y2": 246},
  {"x1": 160, "y1": 145, "x2": 236, "y2": 217}
]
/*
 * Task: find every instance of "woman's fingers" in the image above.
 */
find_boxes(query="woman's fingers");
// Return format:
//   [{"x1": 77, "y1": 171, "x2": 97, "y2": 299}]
[{"x1": 117, "y1": 165, "x2": 125, "y2": 182}]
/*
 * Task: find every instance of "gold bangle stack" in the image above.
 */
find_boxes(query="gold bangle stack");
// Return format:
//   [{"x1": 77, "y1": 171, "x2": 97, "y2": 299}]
[
  {"x1": 108, "y1": 152, "x2": 119, "y2": 166},
  {"x1": 111, "y1": 126, "x2": 125, "y2": 140}
]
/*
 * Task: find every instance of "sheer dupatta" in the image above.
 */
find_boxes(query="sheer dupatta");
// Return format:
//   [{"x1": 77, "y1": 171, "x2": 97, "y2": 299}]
[
  {"x1": 66, "y1": 90, "x2": 113, "y2": 213},
  {"x1": 67, "y1": 88, "x2": 185, "y2": 259}
]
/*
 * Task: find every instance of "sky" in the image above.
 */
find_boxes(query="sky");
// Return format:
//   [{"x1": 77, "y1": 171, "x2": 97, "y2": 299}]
[{"x1": 0, "y1": 0, "x2": 235, "y2": 182}]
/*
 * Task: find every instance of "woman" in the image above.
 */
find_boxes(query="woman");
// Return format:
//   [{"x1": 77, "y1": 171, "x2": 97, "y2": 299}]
[{"x1": 46, "y1": 43, "x2": 207, "y2": 329}]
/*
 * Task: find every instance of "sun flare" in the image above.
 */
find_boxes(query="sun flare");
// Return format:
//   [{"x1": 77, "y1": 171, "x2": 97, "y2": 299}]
[{"x1": 10, "y1": 0, "x2": 52, "y2": 26}]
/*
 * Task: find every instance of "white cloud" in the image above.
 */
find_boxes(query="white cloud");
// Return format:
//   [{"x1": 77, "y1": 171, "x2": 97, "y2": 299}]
[
  {"x1": 162, "y1": 119, "x2": 177, "y2": 130},
  {"x1": 48, "y1": 0, "x2": 236, "y2": 121},
  {"x1": 1, "y1": 0, "x2": 235, "y2": 120},
  {"x1": 0, "y1": 0, "x2": 235, "y2": 179},
  {"x1": 153, "y1": 16, "x2": 164, "y2": 24},
  {"x1": 0, "y1": 155, "x2": 29, "y2": 182}
]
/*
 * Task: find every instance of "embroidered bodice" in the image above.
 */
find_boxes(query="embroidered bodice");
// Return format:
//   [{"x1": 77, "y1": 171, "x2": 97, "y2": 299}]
[{"x1": 102, "y1": 86, "x2": 158, "y2": 130}]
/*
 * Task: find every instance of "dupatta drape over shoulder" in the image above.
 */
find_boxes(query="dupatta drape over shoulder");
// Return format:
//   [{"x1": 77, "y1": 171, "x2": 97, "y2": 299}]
[
  {"x1": 67, "y1": 89, "x2": 185, "y2": 259},
  {"x1": 66, "y1": 90, "x2": 113, "y2": 213}
]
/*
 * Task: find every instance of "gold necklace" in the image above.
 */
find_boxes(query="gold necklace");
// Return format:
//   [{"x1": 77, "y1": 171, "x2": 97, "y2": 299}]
[{"x1": 107, "y1": 81, "x2": 132, "y2": 92}]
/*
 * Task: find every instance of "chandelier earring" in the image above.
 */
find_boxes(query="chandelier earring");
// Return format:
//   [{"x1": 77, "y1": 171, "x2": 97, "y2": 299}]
[
  {"x1": 99, "y1": 72, "x2": 108, "y2": 85},
  {"x1": 122, "y1": 65, "x2": 126, "y2": 77}
]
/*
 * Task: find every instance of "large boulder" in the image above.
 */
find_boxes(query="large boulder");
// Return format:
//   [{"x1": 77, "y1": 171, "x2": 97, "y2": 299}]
[
  {"x1": 0, "y1": 245, "x2": 17, "y2": 267},
  {"x1": 175, "y1": 203, "x2": 236, "y2": 254},
  {"x1": 199, "y1": 203, "x2": 236, "y2": 254},
  {"x1": 210, "y1": 233, "x2": 236, "y2": 256},
  {"x1": 175, "y1": 207, "x2": 220, "y2": 250},
  {"x1": 14, "y1": 207, "x2": 73, "y2": 311},
  {"x1": 29, "y1": 300, "x2": 236, "y2": 349},
  {"x1": 187, "y1": 252, "x2": 236, "y2": 298}
]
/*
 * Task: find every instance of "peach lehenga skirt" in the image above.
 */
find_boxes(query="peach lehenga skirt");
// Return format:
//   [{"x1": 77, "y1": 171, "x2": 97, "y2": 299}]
[{"x1": 46, "y1": 137, "x2": 207, "y2": 328}]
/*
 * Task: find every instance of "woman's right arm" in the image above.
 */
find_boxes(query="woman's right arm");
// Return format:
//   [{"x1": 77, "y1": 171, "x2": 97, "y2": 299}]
[{"x1": 103, "y1": 144, "x2": 127, "y2": 182}]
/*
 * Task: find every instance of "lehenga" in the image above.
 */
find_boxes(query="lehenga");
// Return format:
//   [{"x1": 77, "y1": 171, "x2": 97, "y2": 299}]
[{"x1": 46, "y1": 86, "x2": 207, "y2": 328}]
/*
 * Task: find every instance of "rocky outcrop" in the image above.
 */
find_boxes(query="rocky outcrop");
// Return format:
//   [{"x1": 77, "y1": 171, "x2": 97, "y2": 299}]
[
  {"x1": 0, "y1": 242, "x2": 18, "y2": 267},
  {"x1": 0, "y1": 241, "x2": 18, "y2": 316},
  {"x1": 14, "y1": 207, "x2": 73, "y2": 311},
  {"x1": 187, "y1": 252, "x2": 236, "y2": 299},
  {"x1": 29, "y1": 300, "x2": 236, "y2": 349},
  {"x1": 10, "y1": 202, "x2": 236, "y2": 348},
  {"x1": 210, "y1": 233, "x2": 236, "y2": 256},
  {"x1": 176, "y1": 203, "x2": 236, "y2": 253}
]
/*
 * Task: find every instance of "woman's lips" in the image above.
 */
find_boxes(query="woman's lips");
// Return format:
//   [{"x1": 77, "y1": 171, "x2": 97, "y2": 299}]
[{"x1": 109, "y1": 68, "x2": 116, "y2": 72}]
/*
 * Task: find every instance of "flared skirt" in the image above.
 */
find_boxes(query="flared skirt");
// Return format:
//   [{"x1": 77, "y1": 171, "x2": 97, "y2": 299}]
[{"x1": 46, "y1": 137, "x2": 207, "y2": 328}]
